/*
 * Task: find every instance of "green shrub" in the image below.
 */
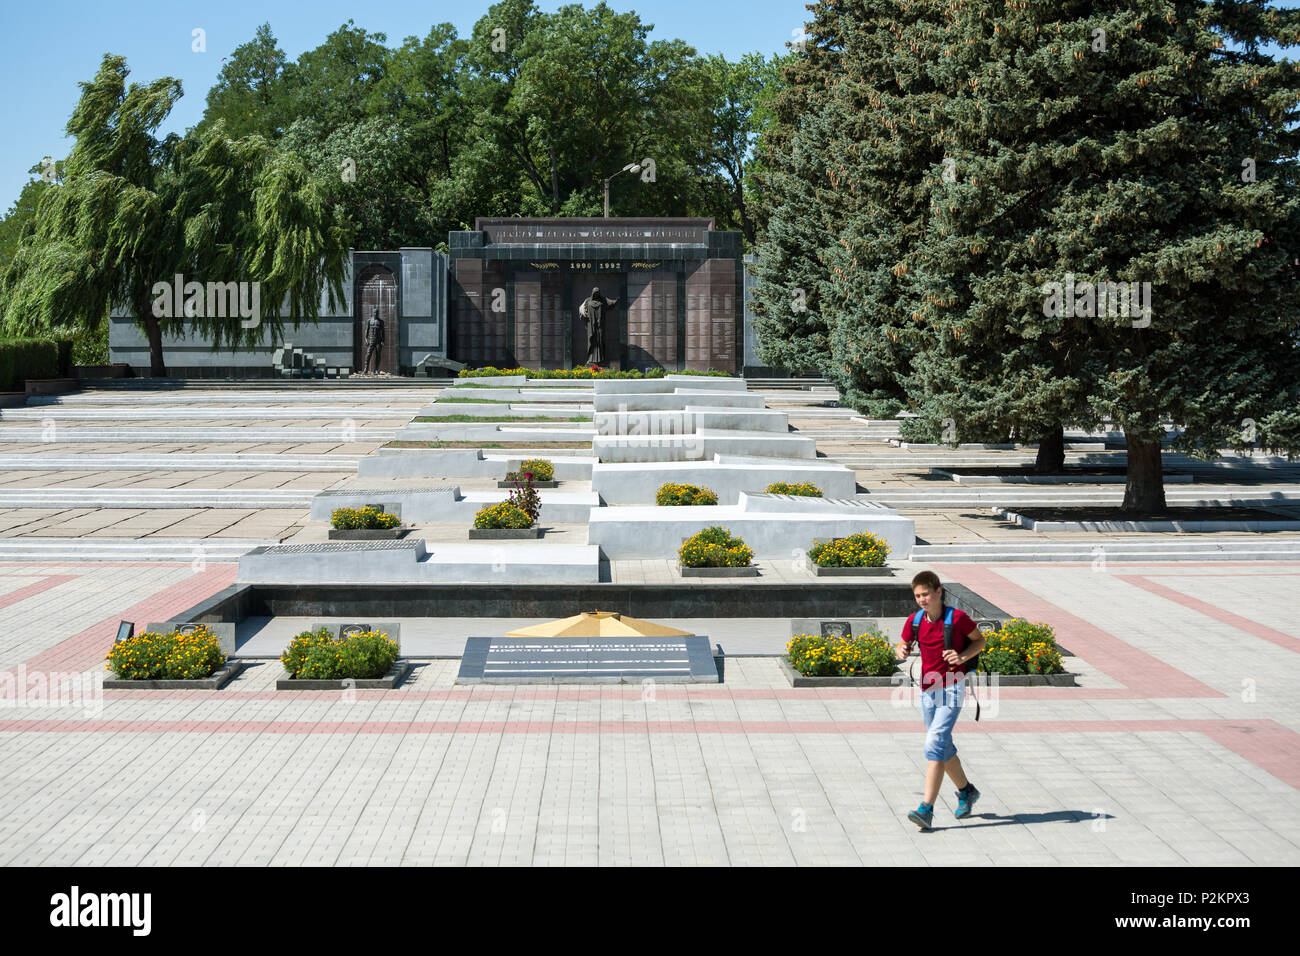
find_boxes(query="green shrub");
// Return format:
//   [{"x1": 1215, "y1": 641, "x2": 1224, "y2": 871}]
[
  {"x1": 0, "y1": 338, "x2": 63, "y2": 390},
  {"x1": 104, "y1": 625, "x2": 225, "y2": 680},
  {"x1": 786, "y1": 625, "x2": 897, "y2": 677},
  {"x1": 474, "y1": 501, "x2": 533, "y2": 529},
  {"x1": 281, "y1": 628, "x2": 398, "y2": 679},
  {"x1": 807, "y1": 532, "x2": 890, "y2": 567},
  {"x1": 766, "y1": 481, "x2": 822, "y2": 496},
  {"x1": 656, "y1": 482, "x2": 719, "y2": 506},
  {"x1": 976, "y1": 619, "x2": 1063, "y2": 675},
  {"x1": 678, "y1": 526, "x2": 753, "y2": 567},
  {"x1": 281, "y1": 627, "x2": 335, "y2": 676},
  {"x1": 330, "y1": 506, "x2": 400, "y2": 530}
]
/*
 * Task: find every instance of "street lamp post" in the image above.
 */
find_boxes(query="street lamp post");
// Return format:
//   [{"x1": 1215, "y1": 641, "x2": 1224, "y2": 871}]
[{"x1": 603, "y1": 162, "x2": 642, "y2": 218}]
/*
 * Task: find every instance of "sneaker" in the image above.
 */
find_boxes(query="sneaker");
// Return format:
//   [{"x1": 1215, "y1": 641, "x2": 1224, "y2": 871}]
[
  {"x1": 955, "y1": 785, "x2": 980, "y2": 819},
  {"x1": 907, "y1": 802, "x2": 934, "y2": 830}
]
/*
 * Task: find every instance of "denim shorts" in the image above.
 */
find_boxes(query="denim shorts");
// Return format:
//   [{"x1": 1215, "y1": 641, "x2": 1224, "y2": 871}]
[{"x1": 920, "y1": 676, "x2": 965, "y2": 762}]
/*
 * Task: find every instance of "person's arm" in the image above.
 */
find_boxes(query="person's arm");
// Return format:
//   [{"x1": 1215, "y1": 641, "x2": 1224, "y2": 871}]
[
  {"x1": 942, "y1": 613, "x2": 983, "y2": 665},
  {"x1": 897, "y1": 620, "x2": 914, "y2": 661}
]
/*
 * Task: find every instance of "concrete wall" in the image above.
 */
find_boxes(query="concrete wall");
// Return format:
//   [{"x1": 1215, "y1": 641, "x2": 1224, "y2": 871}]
[{"x1": 591, "y1": 458, "x2": 858, "y2": 504}]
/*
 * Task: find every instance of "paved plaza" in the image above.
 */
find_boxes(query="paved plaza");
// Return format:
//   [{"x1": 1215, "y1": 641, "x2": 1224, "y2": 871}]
[{"x1": 1, "y1": 385, "x2": 1298, "y2": 865}]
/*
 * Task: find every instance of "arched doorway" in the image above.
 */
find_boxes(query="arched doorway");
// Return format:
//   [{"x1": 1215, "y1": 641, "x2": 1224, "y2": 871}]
[{"x1": 354, "y1": 265, "x2": 399, "y2": 374}]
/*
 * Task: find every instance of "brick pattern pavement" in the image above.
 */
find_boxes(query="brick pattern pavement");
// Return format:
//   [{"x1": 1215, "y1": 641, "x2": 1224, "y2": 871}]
[{"x1": 0, "y1": 560, "x2": 1297, "y2": 865}]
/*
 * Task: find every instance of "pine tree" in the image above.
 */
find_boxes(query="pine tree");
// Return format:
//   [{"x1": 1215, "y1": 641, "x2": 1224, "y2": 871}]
[{"x1": 754, "y1": 0, "x2": 1300, "y2": 510}]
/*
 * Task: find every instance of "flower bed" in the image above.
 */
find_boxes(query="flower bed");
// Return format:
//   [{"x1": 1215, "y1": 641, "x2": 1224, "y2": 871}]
[
  {"x1": 976, "y1": 619, "x2": 1066, "y2": 676},
  {"x1": 766, "y1": 481, "x2": 822, "y2": 496},
  {"x1": 807, "y1": 531, "x2": 891, "y2": 572},
  {"x1": 331, "y1": 506, "x2": 400, "y2": 530},
  {"x1": 657, "y1": 483, "x2": 719, "y2": 506},
  {"x1": 459, "y1": 366, "x2": 731, "y2": 379},
  {"x1": 502, "y1": 458, "x2": 557, "y2": 487},
  {"x1": 678, "y1": 526, "x2": 754, "y2": 572},
  {"x1": 278, "y1": 627, "x2": 407, "y2": 689},
  {"x1": 511, "y1": 458, "x2": 555, "y2": 481},
  {"x1": 104, "y1": 624, "x2": 242, "y2": 688},
  {"x1": 470, "y1": 499, "x2": 542, "y2": 537},
  {"x1": 786, "y1": 626, "x2": 899, "y2": 677}
]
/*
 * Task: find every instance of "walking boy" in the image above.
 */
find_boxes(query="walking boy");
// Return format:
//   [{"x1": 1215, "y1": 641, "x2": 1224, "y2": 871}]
[{"x1": 896, "y1": 570, "x2": 986, "y2": 829}]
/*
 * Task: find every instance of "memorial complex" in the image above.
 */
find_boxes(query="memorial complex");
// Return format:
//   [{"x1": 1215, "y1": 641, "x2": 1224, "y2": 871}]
[{"x1": 107, "y1": 218, "x2": 751, "y2": 378}]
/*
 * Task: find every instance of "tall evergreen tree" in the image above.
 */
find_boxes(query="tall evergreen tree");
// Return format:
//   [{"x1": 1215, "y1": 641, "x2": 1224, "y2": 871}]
[{"x1": 754, "y1": 0, "x2": 1300, "y2": 510}]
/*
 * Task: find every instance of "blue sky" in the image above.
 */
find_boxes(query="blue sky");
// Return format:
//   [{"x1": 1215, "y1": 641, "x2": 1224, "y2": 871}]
[
  {"x1": 0, "y1": 0, "x2": 812, "y2": 211},
  {"x1": 3, "y1": 1, "x2": 1300, "y2": 213}
]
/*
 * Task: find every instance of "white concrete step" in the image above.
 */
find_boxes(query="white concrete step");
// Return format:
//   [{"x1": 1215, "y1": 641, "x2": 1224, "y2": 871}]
[
  {"x1": 0, "y1": 454, "x2": 360, "y2": 472},
  {"x1": 0, "y1": 538, "x2": 272, "y2": 561},
  {"x1": 0, "y1": 488, "x2": 316, "y2": 508}
]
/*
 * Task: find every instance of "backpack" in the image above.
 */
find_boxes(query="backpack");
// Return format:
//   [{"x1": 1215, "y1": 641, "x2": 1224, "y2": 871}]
[{"x1": 909, "y1": 605, "x2": 981, "y2": 721}]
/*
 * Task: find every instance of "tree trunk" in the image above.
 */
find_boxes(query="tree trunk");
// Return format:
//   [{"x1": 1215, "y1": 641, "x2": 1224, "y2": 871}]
[
  {"x1": 1033, "y1": 423, "x2": 1065, "y2": 473},
  {"x1": 1122, "y1": 432, "x2": 1166, "y2": 514},
  {"x1": 136, "y1": 289, "x2": 167, "y2": 377},
  {"x1": 550, "y1": 149, "x2": 560, "y2": 214}
]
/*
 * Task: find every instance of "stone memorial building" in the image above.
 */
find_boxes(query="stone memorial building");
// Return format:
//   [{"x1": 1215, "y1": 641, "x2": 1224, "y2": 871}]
[{"x1": 108, "y1": 217, "x2": 751, "y2": 376}]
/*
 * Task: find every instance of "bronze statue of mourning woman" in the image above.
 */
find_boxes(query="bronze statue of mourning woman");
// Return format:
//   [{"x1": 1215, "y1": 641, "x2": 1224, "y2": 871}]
[{"x1": 578, "y1": 287, "x2": 618, "y2": 366}]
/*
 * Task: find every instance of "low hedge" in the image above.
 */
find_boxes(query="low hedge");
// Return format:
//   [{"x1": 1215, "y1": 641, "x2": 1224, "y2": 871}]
[
  {"x1": 786, "y1": 626, "x2": 897, "y2": 677},
  {"x1": 807, "y1": 531, "x2": 890, "y2": 567},
  {"x1": 0, "y1": 336, "x2": 74, "y2": 391},
  {"x1": 105, "y1": 625, "x2": 225, "y2": 680},
  {"x1": 281, "y1": 627, "x2": 399, "y2": 680},
  {"x1": 678, "y1": 526, "x2": 753, "y2": 568},
  {"x1": 656, "y1": 482, "x2": 719, "y2": 506},
  {"x1": 331, "y1": 506, "x2": 400, "y2": 530},
  {"x1": 976, "y1": 619, "x2": 1064, "y2": 675}
]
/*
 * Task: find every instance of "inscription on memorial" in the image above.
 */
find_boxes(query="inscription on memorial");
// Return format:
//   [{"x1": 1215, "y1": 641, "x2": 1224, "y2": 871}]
[{"x1": 456, "y1": 636, "x2": 720, "y2": 684}]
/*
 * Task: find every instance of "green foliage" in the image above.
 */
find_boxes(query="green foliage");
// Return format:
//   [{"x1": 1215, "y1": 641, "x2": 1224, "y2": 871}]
[
  {"x1": 105, "y1": 625, "x2": 226, "y2": 680},
  {"x1": 976, "y1": 619, "x2": 1063, "y2": 676},
  {"x1": 0, "y1": 54, "x2": 351, "y2": 375},
  {"x1": 0, "y1": 338, "x2": 65, "y2": 390},
  {"x1": 786, "y1": 626, "x2": 897, "y2": 677},
  {"x1": 678, "y1": 526, "x2": 753, "y2": 567},
  {"x1": 656, "y1": 483, "x2": 719, "y2": 506},
  {"x1": 473, "y1": 501, "x2": 532, "y2": 529},
  {"x1": 281, "y1": 627, "x2": 334, "y2": 677},
  {"x1": 506, "y1": 479, "x2": 542, "y2": 524},
  {"x1": 330, "y1": 506, "x2": 400, "y2": 530},
  {"x1": 807, "y1": 532, "x2": 890, "y2": 568},
  {"x1": 751, "y1": 0, "x2": 1300, "y2": 511},
  {"x1": 282, "y1": 627, "x2": 398, "y2": 680},
  {"x1": 765, "y1": 480, "x2": 821, "y2": 496}
]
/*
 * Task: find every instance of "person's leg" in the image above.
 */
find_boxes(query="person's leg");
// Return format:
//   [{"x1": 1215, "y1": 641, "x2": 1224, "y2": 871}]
[
  {"x1": 945, "y1": 756, "x2": 969, "y2": 789},
  {"x1": 922, "y1": 678, "x2": 964, "y2": 804}
]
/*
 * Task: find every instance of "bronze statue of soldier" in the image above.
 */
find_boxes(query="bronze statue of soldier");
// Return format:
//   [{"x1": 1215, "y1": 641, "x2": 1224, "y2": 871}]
[{"x1": 362, "y1": 307, "x2": 385, "y2": 374}]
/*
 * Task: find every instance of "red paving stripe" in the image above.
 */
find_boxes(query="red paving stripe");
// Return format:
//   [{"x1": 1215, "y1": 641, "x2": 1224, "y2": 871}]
[
  {"x1": 100, "y1": 686, "x2": 1144, "y2": 702},
  {"x1": 1116, "y1": 574, "x2": 1299, "y2": 651},
  {"x1": 0, "y1": 574, "x2": 77, "y2": 610},
  {"x1": 1201, "y1": 722, "x2": 1300, "y2": 790},
  {"x1": 930, "y1": 563, "x2": 1222, "y2": 698},
  {"x1": 0, "y1": 716, "x2": 1285, "y2": 736},
  {"x1": 20, "y1": 565, "x2": 237, "y2": 674}
]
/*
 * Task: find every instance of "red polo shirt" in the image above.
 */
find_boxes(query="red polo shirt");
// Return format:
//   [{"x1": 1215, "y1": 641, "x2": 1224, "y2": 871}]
[{"x1": 902, "y1": 606, "x2": 978, "y2": 691}]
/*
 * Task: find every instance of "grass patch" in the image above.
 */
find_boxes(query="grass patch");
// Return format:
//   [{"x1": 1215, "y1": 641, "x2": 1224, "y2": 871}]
[{"x1": 430, "y1": 396, "x2": 515, "y2": 404}]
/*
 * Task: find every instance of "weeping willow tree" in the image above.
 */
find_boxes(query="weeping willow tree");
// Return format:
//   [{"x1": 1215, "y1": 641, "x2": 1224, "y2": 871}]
[{"x1": 0, "y1": 54, "x2": 352, "y2": 376}]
